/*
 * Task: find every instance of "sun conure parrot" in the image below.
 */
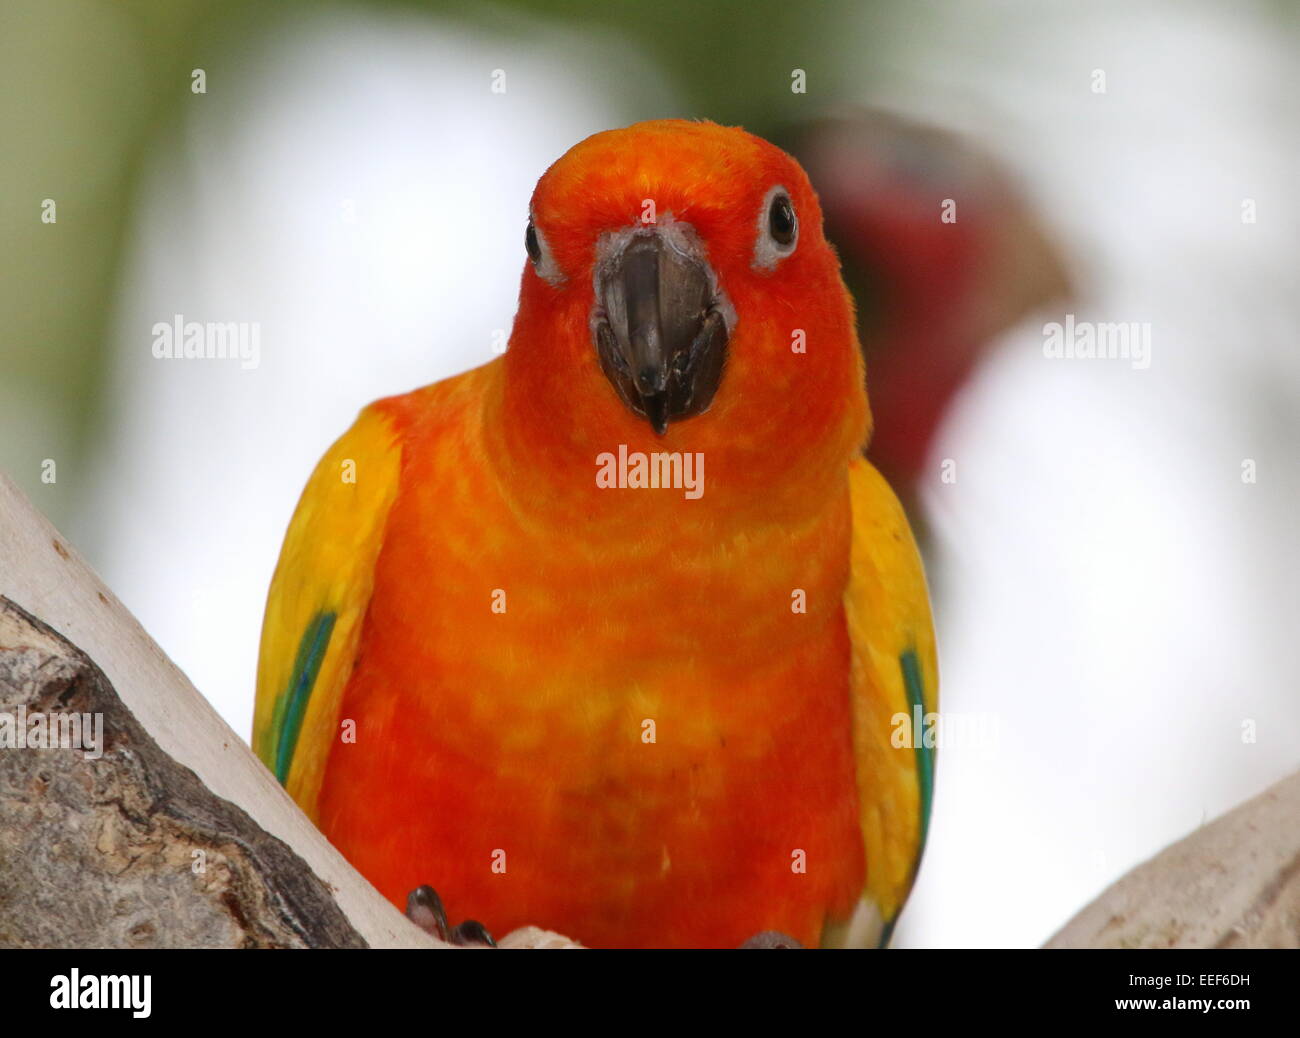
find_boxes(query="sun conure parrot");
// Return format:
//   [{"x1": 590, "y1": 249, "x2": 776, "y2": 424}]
[{"x1": 253, "y1": 119, "x2": 937, "y2": 949}]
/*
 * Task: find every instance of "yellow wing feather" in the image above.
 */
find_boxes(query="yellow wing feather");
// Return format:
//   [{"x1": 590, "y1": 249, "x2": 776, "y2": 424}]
[
  {"x1": 827, "y1": 456, "x2": 939, "y2": 947},
  {"x1": 253, "y1": 404, "x2": 402, "y2": 821}
]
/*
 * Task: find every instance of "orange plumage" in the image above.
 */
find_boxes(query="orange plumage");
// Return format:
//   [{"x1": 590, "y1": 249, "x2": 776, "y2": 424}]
[{"x1": 255, "y1": 120, "x2": 937, "y2": 948}]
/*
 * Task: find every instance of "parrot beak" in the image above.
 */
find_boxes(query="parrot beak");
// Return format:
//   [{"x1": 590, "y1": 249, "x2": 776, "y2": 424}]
[{"x1": 592, "y1": 223, "x2": 731, "y2": 435}]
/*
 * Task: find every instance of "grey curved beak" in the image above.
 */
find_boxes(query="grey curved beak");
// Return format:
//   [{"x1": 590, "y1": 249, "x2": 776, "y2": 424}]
[{"x1": 592, "y1": 225, "x2": 730, "y2": 435}]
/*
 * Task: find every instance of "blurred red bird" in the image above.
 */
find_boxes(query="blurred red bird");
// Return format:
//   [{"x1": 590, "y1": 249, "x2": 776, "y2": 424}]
[{"x1": 791, "y1": 111, "x2": 1069, "y2": 507}]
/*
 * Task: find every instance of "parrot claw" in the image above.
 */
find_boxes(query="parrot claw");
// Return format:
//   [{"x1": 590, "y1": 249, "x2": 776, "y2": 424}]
[
  {"x1": 450, "y1": 919, "x2": 497, "y2": 947},
  {"x1": 405, "y1": 885, "x2": 497, "y2": 947},
  {"x1": 405, "y1": 884, "x2": 451, "y2": 940},
  {"x1": 738, "y1": 931, "x2": 804, "y2": 949}
]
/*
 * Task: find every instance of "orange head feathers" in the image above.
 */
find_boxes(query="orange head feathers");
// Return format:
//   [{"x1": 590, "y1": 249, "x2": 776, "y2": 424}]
[{"x1": 500, "y1": 120, "x2": 869, "y2": 512}]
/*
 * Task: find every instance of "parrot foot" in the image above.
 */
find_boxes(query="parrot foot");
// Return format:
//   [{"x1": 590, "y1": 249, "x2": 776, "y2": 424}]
[
  {"x1": 738, "y1": 931, "x2": 804, "y2": 949},
  {"x1": 405, "y1": 885, "x2": 497, "y2": 947}
]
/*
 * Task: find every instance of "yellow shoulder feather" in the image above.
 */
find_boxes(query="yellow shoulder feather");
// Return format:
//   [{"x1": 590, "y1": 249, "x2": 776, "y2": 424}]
[
  {"x1": 829, "y1": 456, "x2": 939, "y2": 946},
  {"x1": 253, "y1": 404, "x2": 402, "y2": 821}
]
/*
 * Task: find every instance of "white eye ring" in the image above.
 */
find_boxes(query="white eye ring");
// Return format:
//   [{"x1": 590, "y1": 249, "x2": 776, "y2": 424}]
[
  {"x1": 526, "y1": 214, "x2": 565, "y2": 285},
  {"x1": 752, "y1": 184, "x2": 798, "y2": 271}
]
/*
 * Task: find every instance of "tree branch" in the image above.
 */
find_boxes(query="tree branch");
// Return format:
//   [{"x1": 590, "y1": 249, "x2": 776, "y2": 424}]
[{"x1": 1047, "y1": 771, "x2": 1300, "y2": 948}]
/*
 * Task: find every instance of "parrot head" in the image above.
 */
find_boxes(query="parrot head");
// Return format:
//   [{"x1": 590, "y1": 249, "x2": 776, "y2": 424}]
[{"x1": 503, "y1": 120, "x2": 868, "y2": 495}]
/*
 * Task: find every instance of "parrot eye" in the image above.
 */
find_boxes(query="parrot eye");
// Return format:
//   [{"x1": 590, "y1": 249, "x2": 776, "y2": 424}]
[
  {"x1": 524, "y1": 215, "x2": 564, "y2": 285},
  {"x1": 768, "y1": 193, "x2": 796, "y2": 245},
  {"x1": 753, "y1": 186, "x2": 798, "y2": 270}
]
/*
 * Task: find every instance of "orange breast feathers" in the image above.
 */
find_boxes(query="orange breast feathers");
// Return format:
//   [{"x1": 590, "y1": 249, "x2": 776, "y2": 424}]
[{"x1": 315, "y1": 365, "x2": 866, "y2": 948}]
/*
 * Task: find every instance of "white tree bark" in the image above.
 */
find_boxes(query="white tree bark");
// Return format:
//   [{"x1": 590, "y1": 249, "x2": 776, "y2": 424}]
[{"x1": 1047, "y1": 769, "x2": 1300, "y2": 948}]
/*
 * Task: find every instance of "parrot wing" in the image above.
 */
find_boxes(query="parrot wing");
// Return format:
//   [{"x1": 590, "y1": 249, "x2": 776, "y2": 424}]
[
  {"x1": 828, "y1": 455, "x2": 939, "y2": 948},
  {"x1": 253, "y1": 404, "x2": 402, "y2": 821}
]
